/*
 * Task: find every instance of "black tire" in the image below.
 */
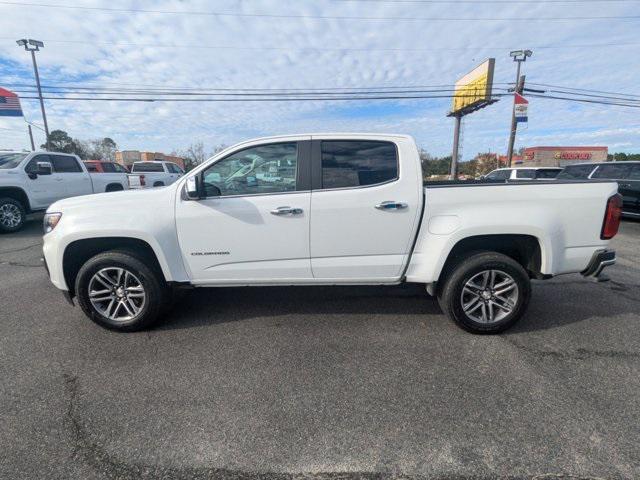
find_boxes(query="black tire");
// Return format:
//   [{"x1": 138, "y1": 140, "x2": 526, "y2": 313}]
[
  {"x1": 75, "y1": 250, "x2": 169, "y2": 332},
  {"x1": 153, "y1": 181, "x2": 165, "y2": 187},
  {"x1": 437, "y1": 251, "x2": 531, "y2": 334},
  {"x1": 0, "y1": 197, "x2": 26, "y2": 233},
  {"x1": 105, "y1": 183, "x2": 124, "y2": 192}
]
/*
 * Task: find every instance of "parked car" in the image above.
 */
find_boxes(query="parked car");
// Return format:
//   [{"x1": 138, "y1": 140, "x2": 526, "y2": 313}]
[
  {"x1": 84, "y1": 160, "x2": 129, "y2": 174},
  {"x1": 83, "y1": 160, "x2": 129, "y2": 193},
  {"x1": 556, "y1": 162, "x2": 640, "y2": 218},
  {"x1": 0, "y1": 151, "x2": 129, "y2": 232},
  {"x1": 482, "y1": 167, "x2": 563, "y2": 181},
  {"x1": 127, "y1": 160, "x2": 184, "y2": 189},
  {"x1": 42, "y1": 134, "x2": 620, "y2": 334}
]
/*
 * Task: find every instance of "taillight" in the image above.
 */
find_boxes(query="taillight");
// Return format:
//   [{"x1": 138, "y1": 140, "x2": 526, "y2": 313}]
[
  {"x1": 601, "y1": 193, "x2": 622, "y2": 240},
  {"x1": 140, "y1": 175, "x2": 146, "y2": 186}
]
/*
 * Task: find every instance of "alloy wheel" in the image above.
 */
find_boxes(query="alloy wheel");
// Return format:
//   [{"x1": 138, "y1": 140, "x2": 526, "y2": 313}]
[
  {"x1": 88, "y1": 267, "x2": 146, "y2": 321},
  {"x1": 0, "y1": 203, "x2": 22, "y2": 228},
  {"x1": 460, "y1": 269, "x2": 519, "y2": 324}
]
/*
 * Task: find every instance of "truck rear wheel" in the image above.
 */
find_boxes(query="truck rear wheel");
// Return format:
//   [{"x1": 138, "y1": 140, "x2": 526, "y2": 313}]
[
  {"x1": 75, "y1": 250, "x2": 169, "y2": 331},
  {"x1": 438, "y1": 252, "x2": 531, "y2": 334},
  {"x1": 0, "y1": 197, "x2": 26, "y2": 233}
]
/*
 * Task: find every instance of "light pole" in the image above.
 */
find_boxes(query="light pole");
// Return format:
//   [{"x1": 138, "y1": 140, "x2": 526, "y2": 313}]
[
  {"x1": 17, "y1": 38, "x2": 50, "y2": 150},
  {"x1": 506, "y1": 49, "x2": 532, "y2": 167}
]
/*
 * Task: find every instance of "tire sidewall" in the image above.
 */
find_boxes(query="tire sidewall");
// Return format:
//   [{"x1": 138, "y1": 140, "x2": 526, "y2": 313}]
[
  {"x1": 75, "y1": 252, "x2": 164, "y2": 331},
  {"x1": 0, "y1": 198, "x2": 26, "y2": 233},
  {"x1": 444, "y1": 254, "x2": 531, "y2": 333}
]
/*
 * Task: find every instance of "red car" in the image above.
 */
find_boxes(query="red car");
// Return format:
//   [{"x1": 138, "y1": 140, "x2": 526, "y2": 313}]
[{"x1": 83, "y1": 160, "x2": 129, "y2": 173}]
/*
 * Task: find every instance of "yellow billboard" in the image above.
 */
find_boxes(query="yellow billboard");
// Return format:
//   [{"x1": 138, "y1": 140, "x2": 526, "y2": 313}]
[{"x1": 451, "y1": 58, "x2": 495, "y2": 115}]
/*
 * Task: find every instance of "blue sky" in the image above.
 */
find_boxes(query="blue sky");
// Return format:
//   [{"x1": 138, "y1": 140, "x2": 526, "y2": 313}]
[{"x1": 0, "y1": 0, "x2": 639, "y2": 159}]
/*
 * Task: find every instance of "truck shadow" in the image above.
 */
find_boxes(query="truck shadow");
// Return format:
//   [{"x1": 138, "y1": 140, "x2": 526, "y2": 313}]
[
  {"x1": 157, "y1": 283, "x2": 443, "y2": 330},
  {"x1": 157, "y1": 277, "x2": 639, "y2": 333}
]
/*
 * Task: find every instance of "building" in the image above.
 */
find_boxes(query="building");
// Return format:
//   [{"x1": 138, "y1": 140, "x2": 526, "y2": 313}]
[
  {"x1": 115, "y1": 150, "x2": 185, "y2": 170},
  {"x1": 514, "y1": 146, "x2": 608, "y2": 167}
]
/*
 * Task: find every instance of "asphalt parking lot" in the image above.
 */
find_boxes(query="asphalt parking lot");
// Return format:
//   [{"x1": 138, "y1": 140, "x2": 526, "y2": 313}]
[{"x1": 1, "y1": 216, "x2": 639, "y2": 480}]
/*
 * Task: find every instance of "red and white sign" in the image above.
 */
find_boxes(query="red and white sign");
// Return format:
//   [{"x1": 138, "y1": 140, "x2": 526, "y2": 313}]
[{"x1": 514, "y1": 93, "x2": 528, "y2": 123}]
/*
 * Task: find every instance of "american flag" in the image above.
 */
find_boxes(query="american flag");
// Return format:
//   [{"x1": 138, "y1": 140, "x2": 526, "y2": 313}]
[{"x1": 0, "y1": 87, "x2": 23, "y2": 117}]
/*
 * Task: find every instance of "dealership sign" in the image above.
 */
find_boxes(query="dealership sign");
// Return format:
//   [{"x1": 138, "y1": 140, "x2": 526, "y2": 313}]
[
  {"x1": 555, "y1": 152, "x2": 592, "y2": 160},
  {"x1": 514, "y1": 93, "x2": 528, "y2": 123}
]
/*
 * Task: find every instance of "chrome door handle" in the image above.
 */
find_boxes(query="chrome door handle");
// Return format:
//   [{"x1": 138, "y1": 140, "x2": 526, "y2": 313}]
[
  {"x1": 375, "y1": 201, "x2": 408, "y2": 210},
  {"x1": 270, "y1": 206, "x2": 303, "y2": 215}
]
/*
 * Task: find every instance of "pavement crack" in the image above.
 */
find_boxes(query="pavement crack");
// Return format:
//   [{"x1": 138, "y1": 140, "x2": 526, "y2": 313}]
[
  {"x1": 0, "y1": 242, "x2": 42, "y2": 254},
  {"x1": 0, "y1": 261, "x2": 42, "y2": 268}
]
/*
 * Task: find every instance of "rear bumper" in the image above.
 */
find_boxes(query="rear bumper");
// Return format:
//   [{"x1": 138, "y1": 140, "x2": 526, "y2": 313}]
[{"x1": 581, "y1": 249, "x2": 616, "y2": 279}]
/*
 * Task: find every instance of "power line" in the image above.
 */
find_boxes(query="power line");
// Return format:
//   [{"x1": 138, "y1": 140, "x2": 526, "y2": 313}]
[
  {"x1": 1, "y1": 81, "x2": 514, "y2": 92},
  {"x1": 333, "y1": 0, "x2": 638, "y2": 3},
  {"x1": 0, "y1": 36, "x2": 637, "y2": 53},
  {"x1": 9, "y1": 87, "x2": 513, "y2": 97},
  {"x1": 16, "y1": 93, "x2": 510, "y2": 102},
  {"x1": 527, "y1": 93, "x2": 640, "y2": 108},
  {"x1": 527, "y1": 82, "x2": 640, "y2": 98},
  {"x1": 1, "y1": 2, "x2": 638, "y2": 21}
]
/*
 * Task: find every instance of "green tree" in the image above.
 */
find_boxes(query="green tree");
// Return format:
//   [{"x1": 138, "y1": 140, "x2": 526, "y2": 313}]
[{"x1": 41, "y1": 130, "x2": 89, "y2": 158}]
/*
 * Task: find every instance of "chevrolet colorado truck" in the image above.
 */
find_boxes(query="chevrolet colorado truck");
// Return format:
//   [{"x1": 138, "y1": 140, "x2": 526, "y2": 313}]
[
  {"x1": 0, "y1": 151, "x2": 128, "y2": 233},
  {"x1": 42, "y1": 134, "x2": 621, "y2": 333}
]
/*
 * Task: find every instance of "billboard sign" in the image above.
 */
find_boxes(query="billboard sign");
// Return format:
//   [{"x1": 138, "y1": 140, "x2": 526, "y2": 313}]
[
  {"x1": 514, "y1": 93, "x2": 528, "y2": 123},
  {"x1": 450, "y1": 58, "x2": 495, "y2": 115}
]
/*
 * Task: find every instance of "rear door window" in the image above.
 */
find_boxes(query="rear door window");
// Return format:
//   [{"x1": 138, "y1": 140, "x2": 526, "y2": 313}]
[
  {"x1": 85, "y1": 163, "x2": 99, "y2": 172},
  {"x1": 535, "y1": 169, "x2": 561, "y2": 179},
  {"x1": 628, "y1": 165, "x2": 640, "y2": 180},
  {"x1": 101, "y1": 162, "x2": 116, "y2": 173},
  {"x1": 515, "y1": 170, "x2": 536, "y2": 179},
  {"x1": 485, "y1": 169, "x2": 511, "y2": 181},
  {"x1": 591, "y1": 164, "x2": 632, "y2": 180},
  {"x1": 51, "y1": 155, "x2": 82, "y2": 173},
  {"x1": 132, "y1": 162, "x2": 164, "y2": 173},
  {"x1": 320, "y1": 140, "x2": 398, "y2": 189},
  {"x1": 556, "y1": 165, "x2": 597, "y2": 180}
]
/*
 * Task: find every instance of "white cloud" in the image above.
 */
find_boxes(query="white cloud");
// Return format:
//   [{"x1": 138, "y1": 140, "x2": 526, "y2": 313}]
[{"x1": 0, "y1": 0, "x2": 638, "y2": 157}]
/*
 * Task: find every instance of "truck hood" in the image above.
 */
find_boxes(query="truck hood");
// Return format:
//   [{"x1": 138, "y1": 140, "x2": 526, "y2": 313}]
[
  {"x1": 0, "y1": 169, "x2": 22, "y2": 186},
  {"x1": 48, "y1": 185, "x2": 177, "y2": 213}
]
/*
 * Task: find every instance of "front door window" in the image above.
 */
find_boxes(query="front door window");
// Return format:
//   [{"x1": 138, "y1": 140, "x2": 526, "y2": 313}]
[{"x1": 202, "y1": 143, "x2": 298, "y2": 197}]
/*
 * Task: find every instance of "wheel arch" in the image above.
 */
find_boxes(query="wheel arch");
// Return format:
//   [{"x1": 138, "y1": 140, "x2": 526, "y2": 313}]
[
  {"x1": 62, "y1": 237, "x2": 168, "y2": 296},
  {"x1": 105, "y1": 183, "x2": 125, "y2": 192},
  {"x1": 438, "y1": 234, "x2": 545, "y2": 284},
  {"x1": 0, "y1": 187, "x2": 31, "y2": 213}
]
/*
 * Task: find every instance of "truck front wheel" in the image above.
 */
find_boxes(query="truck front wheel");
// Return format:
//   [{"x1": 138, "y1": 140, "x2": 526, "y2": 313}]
[
  {"x1": 75, "y1": 250, "x2": 168, "y2": 331},
  {"x1": 0, "y1": 197, "x2": 26, "y2": 233},
  {"x1": 438, "y1": 252, "x2": 531, "y2": 334}
]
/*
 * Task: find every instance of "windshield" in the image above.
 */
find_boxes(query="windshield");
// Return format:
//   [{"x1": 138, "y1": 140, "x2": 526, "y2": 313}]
[{"x1": 0, "y1": 153, "x2": 28, "y2": 170}]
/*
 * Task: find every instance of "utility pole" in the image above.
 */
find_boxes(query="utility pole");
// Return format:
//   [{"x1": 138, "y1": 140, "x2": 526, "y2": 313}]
[
  {"x1": 450, "y1": 114, "x2": 462, "y2": 178},
  {"x1": 27, "y1": 124, "x2": 35, "y2": 150},
  {"x1": 17, "y1": 39, "x2": 50, "y2": 150},
  {"x1": 506, "y1": 49, "x2": 532, "y2": 167}
]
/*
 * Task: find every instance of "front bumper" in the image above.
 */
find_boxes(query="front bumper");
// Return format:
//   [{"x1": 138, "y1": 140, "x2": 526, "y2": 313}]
[
  {"x1": 581, "y1": 249, "x2": 616, "y2": 281},
  {"x1": 42, "y1": 252, "x2": 73, "y2": 305}
]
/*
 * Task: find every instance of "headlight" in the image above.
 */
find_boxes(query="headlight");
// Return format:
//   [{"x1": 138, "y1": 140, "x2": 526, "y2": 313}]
[{"x1": 43, "y1": 212, "x2": 62, "y2": 234}]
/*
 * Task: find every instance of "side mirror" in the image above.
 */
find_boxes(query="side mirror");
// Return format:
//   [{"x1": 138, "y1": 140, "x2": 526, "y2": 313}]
[
  {"x1": 28, "y1": 161, "x2": 53, "y2": 179},
  {"x1": 37, "y1": 161, "x2": 53, "y2": 175},
  {"x1": 185, "y1": 176, "x2": 202, "y2": 200}
]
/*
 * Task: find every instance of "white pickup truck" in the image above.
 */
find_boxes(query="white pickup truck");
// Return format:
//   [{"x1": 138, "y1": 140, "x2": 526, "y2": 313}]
[
  {"x1": 0, "y1": 151, "x2": 128, "y2": 232},
  {"x1": 127, "y1": 160, "x2": 184, "y2": 189},
  {"x1": 42, "y1": 134, "x2": 621, "y2": 333}
]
